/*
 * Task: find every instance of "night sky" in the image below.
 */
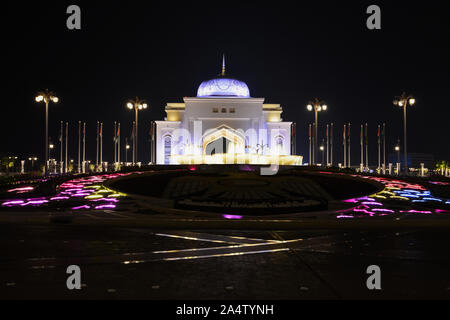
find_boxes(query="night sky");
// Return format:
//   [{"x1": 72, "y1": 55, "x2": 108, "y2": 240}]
[{"x1": 2, "y1": 1, "x2": 450, "y2": 165}]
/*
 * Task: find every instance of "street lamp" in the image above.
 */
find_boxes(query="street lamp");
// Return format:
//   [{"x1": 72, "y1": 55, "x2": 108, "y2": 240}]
[
  {"x1": 35, "y1": 89, "x2": 59, "y2": 175},
  {"x1": 307, "y1": 98, "x2": 327, "y2": 165},
  {"x1": 393, "y1": 92, "x2": 415, "y2": 174},
  {"x1": 126, "y1": 97, "x2": 148, "y2": 164}
]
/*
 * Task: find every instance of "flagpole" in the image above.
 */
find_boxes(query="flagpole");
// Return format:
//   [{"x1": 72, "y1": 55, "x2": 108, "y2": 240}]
[
  {"x1": 118, "y1": 122, "x2": 121, "y2": 168},
  {"x1": 313, "y1": 123, "x2": 316, "y2": 165},
  {"x1": 152, "y1": 121, "x2": 156, "y2": 165},
  {"x1": 82, "y1": 122, "x2": 86, "y2": 173},
  {"x1": 114, "y1": 121, "x2": 117, "y2": 165},
  {"x1": 360, "y1": 124, "x2": 364, "y2": 172},
  {"x1": 151, "y1": 121, "x2": 155, "y2": 165},
  {"x1": 100, "y1": 122, "x2": 103, "y2": 172},
  {"x1": 378, "y1": 124, "x2": 381, "y2": 172},
  {"x1": 78, "y1": 121, "x2": 81, "y2": 174},
  {"x1": 60, "y1": 121, "x2": 63, "y2": 174},
  {"x1": 326, "y1": 124, "x2": 329, "y2": 166},
  {"x1": 343, "y1": 124, "x2": 347, "y2": 168},
  {"x1": 96, "y1": 121, "x2": 99, "y2": 172},
  {"x1": 135, "y1": 108, "x2": 139, "y2": 165},
  {"x1": 330, "y1": 123, "x2": 334, "y2": 166},
  {"x1": 383, "y1": 123, "x2": 386, "y2": 174},
  {"x1": 150, "y1": 122, "x2": 153, "y2": 165},
  {"x1": 132, "y1": 121, "x2": 136, "y2": 165},
  {"x1": 65, "y1": 122, "x2": 68, "y2": 174},
  {"x1": 309, "y1": 124, "x2": 312, "y2": 165},
  {"x1": 365, "y1": 123, "x2": 369, "y2": 171},
  {"x1": 348, "y1": 123, "x2": 351, "y2": 169}
]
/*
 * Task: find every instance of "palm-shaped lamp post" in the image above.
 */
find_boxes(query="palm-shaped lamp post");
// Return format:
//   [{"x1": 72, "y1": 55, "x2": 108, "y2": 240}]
[{"x1": 35, "y1": 89, "x2": 59, "y2": 175}]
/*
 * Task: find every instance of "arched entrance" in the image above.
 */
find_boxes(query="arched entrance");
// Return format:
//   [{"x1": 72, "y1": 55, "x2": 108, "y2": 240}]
[
  {"x1": 202, "y1": 125, "x2": 245, "y2": 155},
  {"x1": 205, "y1": 137, "x2": 233, "y2": 155}
]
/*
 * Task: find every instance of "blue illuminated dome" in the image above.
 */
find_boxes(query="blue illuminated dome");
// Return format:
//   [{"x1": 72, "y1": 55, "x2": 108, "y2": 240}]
[
  {"x1": 197, "y1": 56, "x2": 251, "y2": 98},
  {"x1": 197, "y1": 76, "x2": 250, "y2": 98}
]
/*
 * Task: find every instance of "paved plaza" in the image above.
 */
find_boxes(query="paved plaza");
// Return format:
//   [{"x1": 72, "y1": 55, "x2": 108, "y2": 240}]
[
  {"x1": 1, "y1": 222, "x2": 449, "y2": 299},
  {"x1": 1, "y1": 169, "x2": 450, "y2": 300}
]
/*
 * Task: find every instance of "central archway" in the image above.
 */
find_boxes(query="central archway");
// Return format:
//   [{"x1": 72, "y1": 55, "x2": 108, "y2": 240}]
[
  {"x1": 202, "y1": 125, "x2": 245, "y2": 155},
  {"x1": 205, "y1": 137, "x2": 233, "y2": 155}
]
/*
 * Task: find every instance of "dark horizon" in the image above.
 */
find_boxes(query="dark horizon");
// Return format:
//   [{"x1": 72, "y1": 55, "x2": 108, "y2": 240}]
[{"x1": 3, "y1": 1, "x2": 450, "y2": 165}]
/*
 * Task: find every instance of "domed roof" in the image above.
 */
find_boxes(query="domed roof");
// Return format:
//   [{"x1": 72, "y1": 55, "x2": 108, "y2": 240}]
[
  {"x1": 197, "y1": 76, "x2": 250, "y2": 98},
  {"x1": 197, "y1": 56, "x2": 251, "y2": 98}
]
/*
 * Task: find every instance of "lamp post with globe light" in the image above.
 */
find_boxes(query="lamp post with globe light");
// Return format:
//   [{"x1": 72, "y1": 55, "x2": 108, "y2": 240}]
[
  {"x1": 127, "y1": 97, "x2": 148, "y2": 165},
  {"x1": 393, "y1": 93, "x2": 415, "y2": 174},
  {"x1": 307, "y1": 98, "x2": 327, "y2": 165},
  {"x1": 35, "y1": 89, "x2": 59, "y2": 175}
]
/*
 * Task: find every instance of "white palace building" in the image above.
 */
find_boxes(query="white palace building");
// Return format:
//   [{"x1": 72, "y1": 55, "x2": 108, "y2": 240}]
[{"x1": 150, "y1": 59, "x2": 302, "y2": 166}]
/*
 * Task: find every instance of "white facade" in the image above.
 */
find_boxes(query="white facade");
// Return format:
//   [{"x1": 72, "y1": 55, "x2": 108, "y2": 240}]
[{"x1": 153, "y1": 71, "x2": 300, "y2": 165}]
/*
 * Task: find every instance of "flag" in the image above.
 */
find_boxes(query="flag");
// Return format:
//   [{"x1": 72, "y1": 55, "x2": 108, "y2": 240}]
[
  {"x1": 308, "y1": 124, "x2": 311, "y2": 141},
  {"x1": 377, "y1": 125, "x2": 381, "y2": 144},
  {"x1": 343, "y1": 125, "x2": 346, "y2": 145},
  {"x1": 360, "y1": 125, "x2": 363, "y2": 146},
  {"x1": 330, "y1": 123, "x2": 333, "y2": 143},
  {"x1": 347, "y1": 123, "x2": 351, "y2": 138},
  {"x1": 114, "y1": 124, "x2": 120, "y2": 143}
]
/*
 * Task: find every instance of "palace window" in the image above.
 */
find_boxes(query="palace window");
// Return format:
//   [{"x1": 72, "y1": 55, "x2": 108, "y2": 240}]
[{"x1": 276, "y1": 136, "x2": 284, "y2": 154}]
